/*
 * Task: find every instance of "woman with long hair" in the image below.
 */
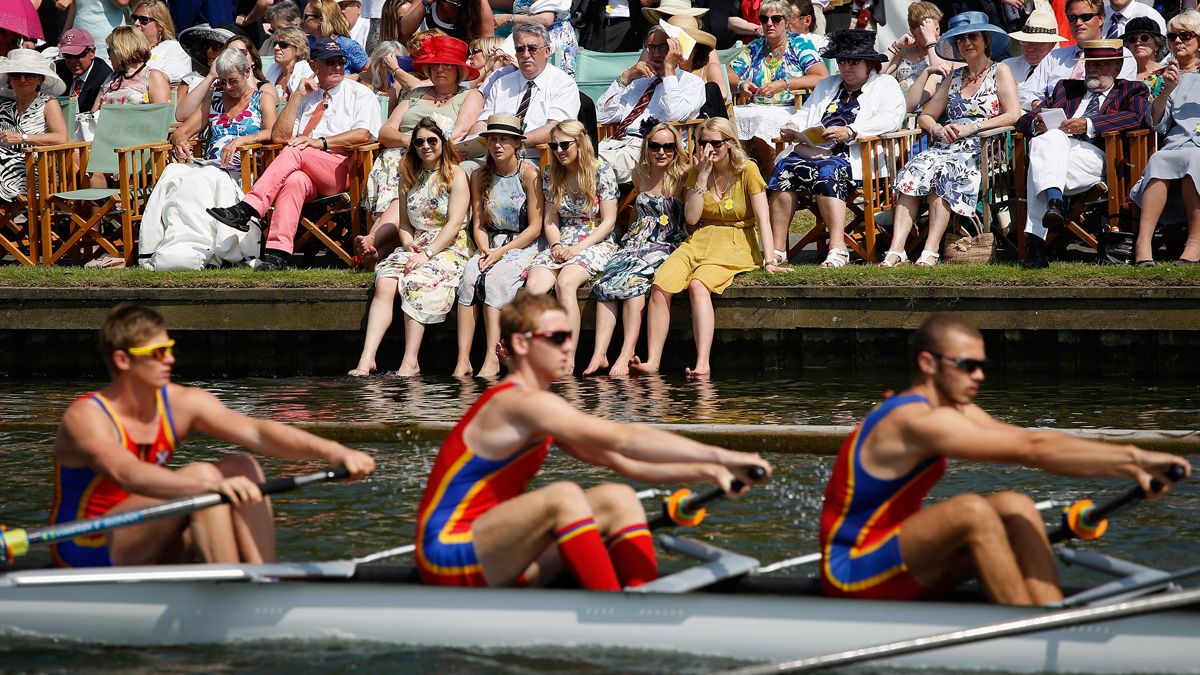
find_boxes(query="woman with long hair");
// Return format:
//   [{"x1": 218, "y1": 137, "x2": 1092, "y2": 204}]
[
  {"x1": 453, "y1": 115, "x2": 544, "y2": 378},
  {"x1": 303, "y1": 0, "x2": 371, "y2": 74},
  {"x1": 131, "y1": 0, "x2": 192, "y2": 84},
  {"x1": 630, "y1": 117, "x2": 777, "y2": 378},
  {"x1": 265, "y1": 27, "x2": 314, "y2": 102},
  {"x1": 583, "y1": 124, "x2": 688, "y2": 378},
  {"x1": 525, "y1": 120, "x2": 619, "y2": 369},
  {"x1": 350, "y1": 115, "x2": 471, "y2": 376}
]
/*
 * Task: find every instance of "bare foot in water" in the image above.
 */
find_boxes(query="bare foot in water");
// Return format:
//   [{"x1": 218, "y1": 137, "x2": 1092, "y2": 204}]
[
  {"x1": 684, "y1": 365, "x2": 711, "y2": 378},
  {"x1": 608, "y1": 354, "x2": 633, "y2": 378},
  {"x1": 477, "y1": 359, "x2": 501, "y2": 378},
  {"x1": 582, "y1": 355, "x2": 608, "y2": 377},
  {"x1": 348, "y1": 362, "x2": 376, "y2": 377},
  {"x1": 392, "y1": 362, "x2": 421, "y2": 377},
  {"x1": 628, "y1": 356, "x2": 659, "y2": 375},
  {"x1": 451, "y1": 362, "x2": 473, "y2": 378}
]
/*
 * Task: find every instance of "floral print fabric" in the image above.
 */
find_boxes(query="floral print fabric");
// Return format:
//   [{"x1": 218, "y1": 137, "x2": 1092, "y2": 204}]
[
  {"x1": 729, "y1": 34, "x2": 821, "y2": 107},
  {"x1": 593, "y1": 192, "x2": 685, "y2": 301},
  {"x1": 514, "y1": 0, "x2": 579, "y2": 77},
  {"x1": 206, "y1": 89, "x2": 264, "y2": 180},
  {"x1": 529, "y1": 163, "x2": 619, "y2": 275},
  {"x1": 458, "y1": 168, "x2": 539, "y2": 308}
]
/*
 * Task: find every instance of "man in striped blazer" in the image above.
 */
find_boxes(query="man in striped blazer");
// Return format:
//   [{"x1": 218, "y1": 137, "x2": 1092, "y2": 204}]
[{"x1": 1015, "y1": 39, "x2": 1147, "y2": 268}]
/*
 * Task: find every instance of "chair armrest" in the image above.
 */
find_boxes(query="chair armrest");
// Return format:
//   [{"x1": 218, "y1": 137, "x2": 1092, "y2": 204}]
[
  {"x1": 977, "y1": 125, "x2": 1014, "y2": 139},
  {"x1": 113, "y1": 141, "x2": 172, "y2": 154},
  {"x1": 26, "y1": 140, "x2": 90, "y2": 153},
  {"x1": 879, "y1": 127, "x2": 927, "y2": 141}
]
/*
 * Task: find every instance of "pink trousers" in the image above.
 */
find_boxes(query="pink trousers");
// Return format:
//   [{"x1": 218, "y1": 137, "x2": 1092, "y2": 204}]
[{"x1": 244, "y1": 145, "x2": 350, "y2": 254}]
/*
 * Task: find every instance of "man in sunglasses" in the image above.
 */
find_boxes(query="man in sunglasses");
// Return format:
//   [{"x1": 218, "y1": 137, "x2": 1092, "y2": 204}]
[
  {"x1": 415, "y1": 291, "x2": 771, "y2": 591},
  {"x1": 819, "y1": 313, "x2": 1190, "y2": 606},
  {"x1": 54, "y1": 28, "x2": 112, "y2": 115},
  {"x1": 596, "y1": 26, "x2": 705, "y2": 183},
  {"x1": 207, "y1": 38, "x2": 382, "y2": 270},
  {"x1": 1019, "y1": 0, "x2": 1135, "y2": 110},
  {"x1": 50, "y1": 304, "x2": 376, "y2": 569}
]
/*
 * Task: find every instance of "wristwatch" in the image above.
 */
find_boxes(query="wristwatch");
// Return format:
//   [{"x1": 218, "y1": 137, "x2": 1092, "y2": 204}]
[
  {"x1": 20, "y1": 133, "x2": 28, "y2": 143},
  {"x1": 421, "y1": 246, "x2": 435, "y2": 258}
]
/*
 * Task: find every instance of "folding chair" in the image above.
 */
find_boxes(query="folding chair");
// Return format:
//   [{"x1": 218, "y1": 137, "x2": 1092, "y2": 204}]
[
  {"x1": 0, "y1": 148, "x2": 43, "y2": 265},
  {"x1": 39, "y1": 103, "x2": 174, "y2": 266}
]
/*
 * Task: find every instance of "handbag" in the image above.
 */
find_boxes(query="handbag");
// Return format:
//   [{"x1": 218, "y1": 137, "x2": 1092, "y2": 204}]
[
  {"x1": 1097, "y1": 229, "x2": 1135, "y2": 265},
  {"x1": 941, "y1": 230, "x2": 997, "y2": 264}
]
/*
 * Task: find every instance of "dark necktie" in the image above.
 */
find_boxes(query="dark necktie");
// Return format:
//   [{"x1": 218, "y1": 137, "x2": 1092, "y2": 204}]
[
  {"x1": 1084, "y1": 92, "x2": 1102, "y2": 118},
  {"x1": 612, "y1": 77, "x2": 662, "y2": 140},
  {"x1": 1106, "y1": 12, "x2": 1124, "y2": 39},
  {"x1": 73, "y1": 78, "x2": 83, "y2": 96},
  {"x1": 515, "y1": 81, "x2": 534, "y2": 127}
]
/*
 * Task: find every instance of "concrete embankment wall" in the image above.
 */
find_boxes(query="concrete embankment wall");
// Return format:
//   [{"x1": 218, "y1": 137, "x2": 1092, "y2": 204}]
[{"x1": 2, "y1": 286, "x2": 1199, "y2": 376}]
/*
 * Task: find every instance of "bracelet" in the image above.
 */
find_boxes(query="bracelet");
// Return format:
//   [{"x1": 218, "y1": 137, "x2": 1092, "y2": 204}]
[
  {"x1": 321, "y1": 136, "x2": 329, "y2": 150},
  {"x1": 550, "y1": 242, "x2": 563, "y2": 249}
]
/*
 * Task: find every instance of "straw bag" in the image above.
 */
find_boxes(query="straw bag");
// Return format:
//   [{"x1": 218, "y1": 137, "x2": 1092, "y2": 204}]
[{"x1": 941, "y1": 230, "x2": 996, "y2": 264}]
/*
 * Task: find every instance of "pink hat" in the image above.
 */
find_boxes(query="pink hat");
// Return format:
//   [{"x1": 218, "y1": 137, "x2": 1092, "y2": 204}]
[{"x1": 59, "y1": 28, "x2": 96, "y2": 56}]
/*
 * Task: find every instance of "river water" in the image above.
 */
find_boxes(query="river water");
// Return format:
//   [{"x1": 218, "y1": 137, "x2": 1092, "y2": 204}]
[{"x1": 1, "y1": 373, "x2": 1198, "y2": 673}]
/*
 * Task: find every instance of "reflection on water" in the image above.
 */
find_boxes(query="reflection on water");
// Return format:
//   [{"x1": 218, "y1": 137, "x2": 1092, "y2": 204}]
[{"x1": 3, "y1": 370, "x2": 1200, "y2": 430}]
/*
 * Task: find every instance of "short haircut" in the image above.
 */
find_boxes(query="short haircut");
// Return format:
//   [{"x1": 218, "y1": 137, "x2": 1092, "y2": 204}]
[
  {"x1": 912, "y1": 313, "x2": 984, "y2": 369},
  {"x1": 214, "y1": 47, "x2": 251, "y2": 76},
  {"x1": 1169, "y1": 9, "x2": 1200, "y2": 36},
  {"x1": 98, "y1": 304, "x2": 167, "y2": 372},
  {"x1": 906, "y1": 1, "x2": 943, "y2": 30},
  {"x1": 500, "y1": 291, "x2": 565, "y2": 345},
  {"x1": 789, "y1": 0, "x2": 815, "y2": 21},
  {"x1": 1066, "y1": 0, "x2": 1104, "y2": 15},
  {"x1": 759, "y1": 0, "x2": 793, "y2": 21},
  {"x1": 512, "y1": 22, "x2": 550, "y2": 48},
  {"x1": 273, "y1": 26, "x2": 310, "y2": 59},
  {"x1": 265, "y1": 1, "x2": 302, "y2": 24}
]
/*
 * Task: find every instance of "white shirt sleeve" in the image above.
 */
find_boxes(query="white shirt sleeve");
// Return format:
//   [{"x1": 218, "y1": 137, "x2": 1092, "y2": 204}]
[{"x1": 659, "y1": 71, "x2": 705, "y2": 121}]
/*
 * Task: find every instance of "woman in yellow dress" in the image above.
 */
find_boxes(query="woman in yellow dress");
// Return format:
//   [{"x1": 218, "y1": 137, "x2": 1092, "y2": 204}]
[{"x1": 630, "y1": 118, "x2": 782, "y2": 378}]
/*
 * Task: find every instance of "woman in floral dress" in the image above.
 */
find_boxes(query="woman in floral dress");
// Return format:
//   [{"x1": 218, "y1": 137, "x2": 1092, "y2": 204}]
[
  {"x1": 583, "y1": 124, "x2": 688, "y2": 378},
  {"x1": 350, "y1": 116, "x2": 470, "y2": 377},
  {"x1": 497, "y1": 0, "x2": 578, "y2": 77},
  {"x1": 879, "y1": 15, "x2": 1020, "y2": 268},
  {"x1": 525, "y1": 120, "x2": 619, "y2": 369}
]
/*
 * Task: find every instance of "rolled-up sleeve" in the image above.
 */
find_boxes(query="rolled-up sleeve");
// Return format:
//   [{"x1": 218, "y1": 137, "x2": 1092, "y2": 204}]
[{"x1": 659, "y1": 73, "x2": 704, "y2": 121}]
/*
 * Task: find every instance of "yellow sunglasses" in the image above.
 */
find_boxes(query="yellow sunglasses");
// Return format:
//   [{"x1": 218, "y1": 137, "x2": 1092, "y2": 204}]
[{"x1": 126, "y1": 339, "x2": 175, "y2": 361}]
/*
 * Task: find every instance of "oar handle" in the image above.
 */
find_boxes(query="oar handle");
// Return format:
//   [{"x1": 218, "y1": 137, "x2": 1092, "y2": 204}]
[
  {"x1": 256, "y1": 466, "x2": 349, "y2": 497},
  {"x1": 649, "y1": 466, "x2": 767, "y2": 531},
  {"x1": 1050, "y1": 464, "x2": 1187, "y2": 544}
]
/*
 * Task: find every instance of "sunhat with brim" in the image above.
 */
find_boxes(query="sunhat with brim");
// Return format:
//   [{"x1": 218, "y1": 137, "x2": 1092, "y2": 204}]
[
  {"x1": 644, "y1": 0, "x2": 708, "y2": 25},
  {"x1": 179, "y1": 24, "x2": 235, "y2": 64},
  {"x1": 821, "y1": 29, "x2": 888, "y2": 62},
  {"x1": 0, "y1": 48, "x2": 66, "y2": 96},
  {"x1": 1008, "y1": 8, "x2": 1067, "y2": 44},
  {"x1": 667, "y1": 15, "x2": 718, "y2": 50},
  {"x1": 936, "y1": 11, "x2": 1011, "y2": 61},
  {"x1": 412, "y1": 35, "x2": 480, "y2": 82},
  {"x1": 1080, "y1": 39, "x2": 1129, "y2": 61},
  {"x1": 481, "y1": 114, "x2": 525, "y2": 138}
]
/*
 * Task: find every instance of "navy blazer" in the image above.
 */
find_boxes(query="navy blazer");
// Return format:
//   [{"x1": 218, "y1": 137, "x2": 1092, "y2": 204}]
[
  {"x1": 1016, "y1": 78, "x2": 1148, "y2": 147},
  {"x1": 55, "y1": 58, "x2": 113, "y2": 114}
]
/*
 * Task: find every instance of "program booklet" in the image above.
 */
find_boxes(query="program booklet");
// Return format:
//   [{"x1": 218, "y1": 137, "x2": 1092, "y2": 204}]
[{"x1": 1038, "y1": 107, "x2": 1067, "y2": 130}]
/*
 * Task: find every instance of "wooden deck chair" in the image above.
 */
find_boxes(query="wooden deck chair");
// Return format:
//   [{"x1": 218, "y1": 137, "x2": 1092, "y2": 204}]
[
  {"x1": 575, "y1": 48, "x2": 641, "y2": 104},
  {"x1": 0, "y1": 148, "x2": 45, "y2": 265},
  {"x1": 40, "y1": 103, "x2": 174, "y2": 266},
  {"x1": 940, "y1": 125, "x2": 1018, "y2": 260}
]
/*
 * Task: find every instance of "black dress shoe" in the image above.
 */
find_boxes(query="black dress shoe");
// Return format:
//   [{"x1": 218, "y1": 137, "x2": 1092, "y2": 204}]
[
  {"x1": 1023, "y1": 234, "x2": 1049, "y2": 269},
  {"x1": 255, "y1": 251, "x2": 290, "y2": 271},
  {"x1": 1042, "y1": 198, "x2": 1066, "y2": 230},
  {"x1": 207, "y1": 203, "x2": 254, "y2": 232}
]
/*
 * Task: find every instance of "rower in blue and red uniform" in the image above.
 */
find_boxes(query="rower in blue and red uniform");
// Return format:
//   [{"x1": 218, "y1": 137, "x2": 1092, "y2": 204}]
[
  {"x1": 818, "y1": 313, "x2": 1190, "y2": 605},
  {"x1": 415, "y1": 291, "x2": 771, "y2": 590}
]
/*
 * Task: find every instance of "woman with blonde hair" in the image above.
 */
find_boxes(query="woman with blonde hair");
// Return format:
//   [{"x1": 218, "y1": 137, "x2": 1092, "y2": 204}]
[
  {"x1": 881, "y1": 0, "x2": 948, "y2": 110},
  {"x1": 94, "y1": 26, "x2": 171, "y2": 111},
  {"x1": 467, "y1": 35, "x2": 512, "y2": 89},
  {"x1": 131, "y1": 0, "x2": 191, "y2": 83},
  {"x1": 525, "y1": 120, "x2": 619, "y2": 369},
  {"x1": 350, "y1": 115, "x2": 471, "y2": 377},
  {"x1": 303, "y1": 0, "x2": 370, "y2": 73},
  {"x1": 265, "y1": 27, "x2": 314, "y2": 102},
  {"x1": 631, "y1": 117, "x2": 778, "y2": 378},
  {"x1": 583, "y1": 123, "x2": 689, "y2": 378}
]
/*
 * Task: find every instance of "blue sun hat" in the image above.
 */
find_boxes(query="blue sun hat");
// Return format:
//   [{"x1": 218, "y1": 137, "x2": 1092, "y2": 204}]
[{"x1": 936, "y1": 11, "x2": 1011, "y2": 61}]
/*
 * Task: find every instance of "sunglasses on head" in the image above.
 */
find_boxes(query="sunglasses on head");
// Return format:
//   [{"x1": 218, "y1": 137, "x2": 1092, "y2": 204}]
[
  {"x1": 514, "y1": 44, "x2": 543, "y2": 54},
  {"x1": 523, "y1": 330, "x2": 571, "y2": 345},
  {"x1": 1066, "y1": 12, "x2": 1099, "y2": 23},
  {"x1": 1168, "y1": 31, "x2": 1198, "y2": 42},
  {"x1": 647, "y1": 141, "x2": 675, "y2": 152},
  {"x1": 548, "y1": 140, "x2": 575, "y2": 151},
  {"x1": 758, "y1": 14, "x2": 785, "y2": 24},
  {"x1": 412, "y1": 136, "x2": 440, "y2": 148},
  {"x1": 127, "y1": 339, "x2": 175, "y2": 361},
  {"x1": 927, "y1": 351, "x2": 988, "y2": 374},
  {"x1": 698, "y1": 138, "x2": 724, "y2": 148},
  {"x1": 130, "y1": 14, "x2": 154, "y2": 25}
]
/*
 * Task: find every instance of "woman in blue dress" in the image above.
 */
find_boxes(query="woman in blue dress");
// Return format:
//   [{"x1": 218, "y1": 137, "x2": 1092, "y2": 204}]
[{"x1": 583, "y1": 124, "x2": 688, "y2": 378}]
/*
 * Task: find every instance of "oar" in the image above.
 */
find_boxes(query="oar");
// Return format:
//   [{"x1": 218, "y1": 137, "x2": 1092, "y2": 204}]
[
  {"x1": 1049, "y1": 464, "x2": 1187, "y2": 543},
  {"x1": 0, "y1": 466, "x2": 351, "y2": 565},
  {"x1": 648, "y1": 466, "x2": 767, "y2": 531},
  {"x1": 719, "y1": 586, "x2": 1200, "y2": 675}
]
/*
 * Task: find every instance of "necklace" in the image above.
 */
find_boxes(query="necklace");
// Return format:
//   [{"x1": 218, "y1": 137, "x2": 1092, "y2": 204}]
[
  {"x1": 766, "y1": 38, "x2": 787, "y2": 62},
  {"x1": 428, "y1": 89, "x2": 456, "y2": 105},
  {"x1": 962, "y1": 61, "x2": 992, "y2": 89},
  {"x1": 711, "y1": 170, "x2": 735, "y2": 211}
]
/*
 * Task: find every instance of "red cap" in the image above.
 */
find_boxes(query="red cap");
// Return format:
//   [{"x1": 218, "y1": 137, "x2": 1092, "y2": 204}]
[{"x1": 59, "y1": 28, "x2": 96, "y2": 56}]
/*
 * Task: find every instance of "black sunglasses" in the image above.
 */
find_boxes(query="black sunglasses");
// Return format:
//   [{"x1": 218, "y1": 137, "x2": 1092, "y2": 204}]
[
  {"x1": 130, "y1": 14, "x2": 154, "y2": 25},
  {"x1": 758, "y1": 14, "x2": 785, "y2": 24},
  {"x1": 1168, "y1": 31, "x2": 1198, "y2": 42},
  {"x1": 1126, "y1": 33, "x2": 1155, "y2": 44},
  {"x1": 320, "y1": 57, "x2": 346, "y2": 66},
  {"x1": 647, "y1": 141, "x2": 675, "y2": 152},
  {"x1": 927, "y1": 351, "x2": 989, "y2": 374},
  {"x1": 698, "y1": 138, "x2": 724, "y2": 148},
  {"x1": 954, "y1": 31, "x2": 984, "y2": 43},
  {"x1": 524, "y1": 330, "x2": 571, "y2": 345},
  {"x1": 514, "y1": 44, "x2": 544, "y2": 54},
  {"x1": 303, "y1": 12, "x2": 322, "y2": 20},
  {"x1": 412, "y1": 136, "x2": 440, "y2": 148},
  {"x1": 836, "y1": 57, "x2": 862, "y2": 66},
  {"x1": 63, "y1": 48, "x2": 93, "y2": 60},
  {"x1": 548, "y1": 140, "x2": 575, "y2": 151},
  {"x1": 1066, "y1": 12, "x2": 1099, "y2": 23}
]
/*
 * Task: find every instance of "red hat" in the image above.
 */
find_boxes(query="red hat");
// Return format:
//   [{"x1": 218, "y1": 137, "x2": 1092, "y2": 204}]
[
  {"x1": 411, "y1": 36, "x2": 480, "y2": 82},
  {"x1": 59, "y1": 28, "x2": 96, "y2": 56}
]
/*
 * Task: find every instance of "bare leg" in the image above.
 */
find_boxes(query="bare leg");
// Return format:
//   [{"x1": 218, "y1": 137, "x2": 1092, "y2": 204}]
[
  {"x1": 554, "y1": 265, "x2": 593, "y2": 369},
  {"x1": 583, "y1": 299, "x2": 618, "y2": 376},
  {"x1": 524, "y1": 266, "x2": 558, "y2": 295},
  {"x1": 1135, "y1": 178, "x2": 1169, "y2": 262},
  {"x1": 919, "y1": 196, "x2": 952, "y2": 263},
  {"x1": 880, "y1": 192, "x2": 921, "y2": 266},
  {"x1": 768, "y1": 189, "x2": 798, "y2": 259},
  {"x1": 685, "y1": 279, "x2": 714, "y2": 377},
  {"x1": 609, "y1": 294, "x2": 647, "y2": 378},
  {"x1": 453, "y1": 303, "x2": 477, "y2": 377},
  {"x1": 350, "y1": 277, "x2": 398, "y2": 376},
  {"x1": 1182, "y1": 176, "x2": 1200, "y2": 262},
  {"x1": 817, "y1": 195, "x2": 848, "y2": 252},
  {"x1": 629, "y1": 285, "x2": 673, "y2": 374},
  {"x1": 477, "y1": 305, "x2": 503, "y2": 377},
  {"x1": 987, "y1": 492, "x2": 1061, "y2": 604},
  {"x1": 751, "y1": 137, "x2": 777, "y2": 187},
  {"x1": 213, "y1": 454, "x2": 275, "y2": 564},
  {"x1": 394, "y1": 312, "x2": 425, "y2": 376}
]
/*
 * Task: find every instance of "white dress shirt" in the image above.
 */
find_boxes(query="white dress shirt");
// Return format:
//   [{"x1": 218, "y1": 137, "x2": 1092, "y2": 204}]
[
  {"x1": 148, "y1": 40, "x2": 192, "y2": 84},
  {"x1": 596, "y1": 67, "x2": 705, "y2": 131},
  {"x1": 1018, "y1": 44, "x2": 1136, "y2": 109},
  {"x1": 1002, "y1": 55, "x2": 1037, "y2": 83},
  {"x1": 1102, "y1": 1, "x2": 1166, "y2": 38},
  {"x1": 349, "y1": 17, "x2": 370, "y2": 50},
  {"x1": 294, "y1": 78, "x2": 382, "y2": 139},
  {"x1": 479, "y1": 63, "x2": 580, "y2": 130}
]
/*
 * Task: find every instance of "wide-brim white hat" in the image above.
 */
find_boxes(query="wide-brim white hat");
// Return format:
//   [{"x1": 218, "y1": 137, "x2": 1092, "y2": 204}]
[
  {"x1": 1008, "y1": 8, "x2": 1067, "y2": 43},
  {"x1": 644, "y1": 0, "x2": 708, "y2": 25},
  {"x1": 0, "y1": 48, "x2": 66, "y2": 96}
]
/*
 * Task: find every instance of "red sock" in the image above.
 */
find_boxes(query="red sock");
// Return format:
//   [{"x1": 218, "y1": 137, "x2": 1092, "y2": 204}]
[
  {"x1": 555, "y1": 517, "x2": 620, "y2": 591},
  {"x1": 607, "y1": 523, "x2": 658, "y2": 587}
]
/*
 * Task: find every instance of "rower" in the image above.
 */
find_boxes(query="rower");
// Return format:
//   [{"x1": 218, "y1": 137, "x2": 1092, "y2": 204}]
[
  {"x1": 819, "y1": 314, "x2": 1191, "y2": 606},
  {"x1": 50, "y1": 304, "x2": 375, "y2": 568},
  {"x1": 415, "y1": 291, "x2": 771, "y2": 590}
]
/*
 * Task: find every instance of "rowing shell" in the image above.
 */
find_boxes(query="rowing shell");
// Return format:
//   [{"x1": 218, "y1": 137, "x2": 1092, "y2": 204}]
[{"x1": 2, "y1": 539, "x2": 1197, "y2": 673}]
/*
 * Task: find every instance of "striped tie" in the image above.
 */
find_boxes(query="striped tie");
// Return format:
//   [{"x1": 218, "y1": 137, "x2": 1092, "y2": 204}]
[
  {"x1": 612, "y1": 77, "x2": 662, "y2": 140},
  {"x1": 1084, "y1": 92, "x2": 1102, "y2": 118},
  {"x1": 72, "y1": 78, "x2": 83, "y2": 96},
  {"x1": 1106, "y1": 12, "x2": 1123, "y2": 39},
  {"x1": 515, "y1": 81, "x2": 534, "y2": 128}
]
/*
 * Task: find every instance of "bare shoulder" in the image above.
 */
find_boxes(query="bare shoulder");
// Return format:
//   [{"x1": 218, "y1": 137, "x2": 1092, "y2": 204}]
[
  {"x1": 56, "y1": 396, "x2": 119, "y2": 463},
  {"x1": 161, "y1": 383, "x2": 227, "y2": 427}
]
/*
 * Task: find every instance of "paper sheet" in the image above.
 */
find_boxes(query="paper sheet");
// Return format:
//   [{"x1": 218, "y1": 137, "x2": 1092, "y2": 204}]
[
  {"x1": 1038, "y1": 107, "x2": 1067, "y2": 130},
  {"x1": 659, "y1": 19, "x2": 696, "y2": 60}
]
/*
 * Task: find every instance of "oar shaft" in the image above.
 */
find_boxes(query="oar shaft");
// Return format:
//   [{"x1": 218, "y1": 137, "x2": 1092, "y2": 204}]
[{"x1": 1049, "y1": 464, "x2": 1186, "y2": 543}]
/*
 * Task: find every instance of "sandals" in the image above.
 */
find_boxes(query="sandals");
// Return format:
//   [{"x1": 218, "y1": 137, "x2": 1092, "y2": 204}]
[
  {"x1": 914, "y1": 250, "x2": 941, "y2": 268},
  {"x1": 1134, "y1": 259, "x2": 1156, "y2": 267},
  {"x1": 878, "y1": 250, "x2": 908, "y2": 268},
  {"x1": 820, "y1": 249, "x2": 850, "y2": 269}
]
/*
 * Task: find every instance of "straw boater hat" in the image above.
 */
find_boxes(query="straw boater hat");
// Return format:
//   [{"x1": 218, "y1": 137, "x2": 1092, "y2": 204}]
[
  {"x1": 481, "y1": 114, "x2": 525, "y2": 138},
  {"x1": 936, "y1": 11, "x2": 1011, "y2": 61},
  {"x1": 644, "y1": 0, "x2": 708, "y2": 25},
  {"x1": 1079, "y1": 39, "x2": 1128, "y2": 61},
  {"x1": 821, "y1": 29, "x2": 888, "y2": 62},
  {"x1": 1008, "y1": 7, "x2": 1067, "y2": 43},
  {"x1": 0, "y1": 48, "x2": 66, "y2": 96},
  {"x1": 411, "y1": 35, "x2": 480, "y2": 82},
  {"x1": 178, "y1": 24, "x2": 236, "y2": 65},
  {"x1": 667, "y1": 15, "x2": 718, "y2": 50}
]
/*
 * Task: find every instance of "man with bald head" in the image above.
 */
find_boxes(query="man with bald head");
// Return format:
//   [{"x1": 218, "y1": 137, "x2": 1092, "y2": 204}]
[{"x1": 818, "y1": 314, "x2": 1190, "y2": 606}]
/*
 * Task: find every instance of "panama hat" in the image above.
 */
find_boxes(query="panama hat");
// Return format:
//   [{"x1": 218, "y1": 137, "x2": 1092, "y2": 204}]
[
  {"x1": 411, "y1": 35, "x2": 480, "y2": 82},
  {"x1": 936, "y1": 11, "x2": 1011, "y2": 61},
  {"x1": 1008, "y1": 7, "x2": 1067, "y2": 43},
  {"x1": 644, "y1": 0, "x2": 708, "y2": 25},
  {"x1": 0, "y1": 48, "x2": 66, "y2": 96},
  {"x1": 481, "y1": 114, "x2": 525, "y2": 138},
  {"x1": 667, "y1": 15, "x2": 718, "y2": 50},
  {"x1": 1079, "y1": 39, "x2": 1128, "y2": 61}
]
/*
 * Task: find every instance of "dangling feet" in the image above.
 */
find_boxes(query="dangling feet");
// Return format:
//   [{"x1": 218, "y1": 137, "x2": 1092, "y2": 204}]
[
  {"x1": 451, "y1": 361, "x2": 474, "y2": 378},
  {"x1": 393, "y1": 360, "x2": 421, "y2": 377},
  {"x1": 608, "y1": 353, "x2": 635, "y2": 378},
  {"x1": 628, "y1": 355, "x2": 659, "y2": 375},
  {"x1": 347, "y1": 361, "x2": 376, "y2": 377},
  {"x1": 582, "y1": 354, "x2": 609, "y2": 377}
]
